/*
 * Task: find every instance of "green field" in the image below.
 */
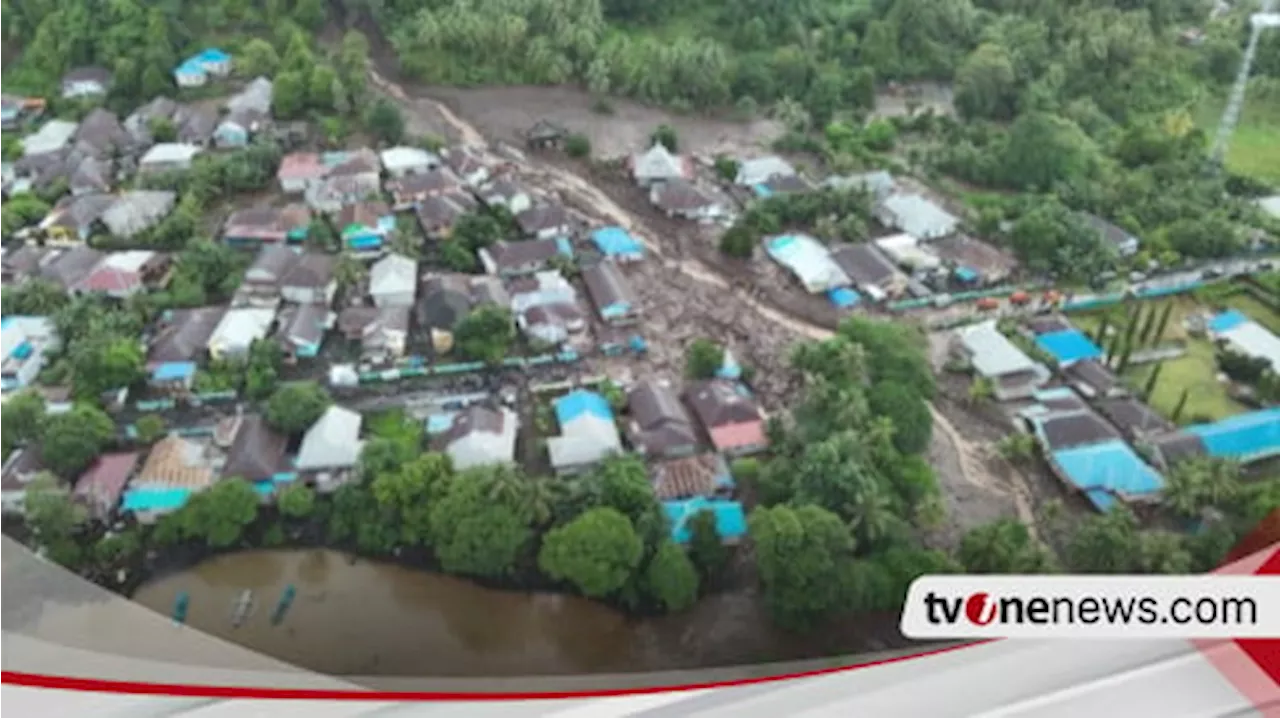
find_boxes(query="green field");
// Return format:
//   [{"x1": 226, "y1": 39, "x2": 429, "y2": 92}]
[{"x1": 1199, "y1": 86, "x2": 1280, "y2": 185}]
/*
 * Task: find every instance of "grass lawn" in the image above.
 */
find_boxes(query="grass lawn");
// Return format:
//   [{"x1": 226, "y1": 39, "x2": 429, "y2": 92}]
[
  {"x1": 1197, "y1": 87, "x2": 1280, "y2": 185},
  {"x1": 1127, "y1": 339, "x2": 1247, "y2": 424}
]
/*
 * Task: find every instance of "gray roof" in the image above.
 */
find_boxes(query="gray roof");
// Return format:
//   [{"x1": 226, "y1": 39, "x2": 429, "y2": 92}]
[
  {"x1": 417, "y1": 274, "x2": 474, "y2": 329},
  {"x1": 955, "y1": 320, "x2": 1040, "y2": 378},
  {"x1": 148, "y1": 306, "x2": 227, "y2": 363},
  {"x1": 42, "y1": 193, "x2": 116, "y2": 233},
  {"x1": 124, "y1": 97, "x2": 180, "y2": 143},
  {"x1": 100, "y1": 191, "x2": 177, "y2": 238},
  {"x1": 515, "y1": 203, "x2": 571, "y2": 235},
  {"x1": 174, "y1": 105, "x2": 218, "y2": 144},
  {"x1": 581, "y1": 261, "x2": 635, "y2": 311},
  {"x1": 469, "y1": 276, "x2": 509, "y2": 307},
  {"x1": 247, "y1": 245, "x2": 298, "y2": 281},
  {"x1": 72, "y1": 109, "x2": 131, "y2": 158},
  {"x1": 628, "y1": 379, "x2": 698, "y2": 454},
  {"x1": 876, "y1": 192, "x2": 959, "y2": 238},
  {"x1": 830, "y1": 243, "x2": 902, "y2": 288},
  {"x1": 226, "y1": 77, "x2": 273, "y2": 116},
  {"x1": 38, "y1": 246, "x2": 103, "y2": 288},
  {"x1": 220, "y1": 414, "x2": 290, "y2": 482},
  {"x1": 485, "y1": 239, "x2": 562, "y2": 269},
  {"x1": 277, "y1": 302, "x2": 330, "y2": 348},
  {"x1": 684, "y1": 380, "x2": 762, "y2": 428},
  {"x1": 650, "y1": 179, "x2": 715, "y2": 212},
  {"x1": 735, "y1": 156, "x2": 796, "y2": 186},
  {"x1": 69, "y1": 155, "x2": 113, "y2": 193},
  {"x1": 281, "y1": 252, "x2": 335, "y2": 288}
]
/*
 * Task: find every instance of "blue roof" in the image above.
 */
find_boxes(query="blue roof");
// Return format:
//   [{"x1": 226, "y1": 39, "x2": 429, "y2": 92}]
[
  {"x1": 828, "y1": 287, "x2": 861, "y2": 308},
  {"x1": 1208, "y1": 310, "x2": 1249, "y2": 334},
  {"x1": 554, "y1": 389, "x2": 613, "y2": 425},
  {"x1": 555, "y1": 237, "x2": 575, "y2": 257},
  {"x1": 1051, "y1": 440, "x2": 1165, "y2": 503},
  {"x1": 1084, "y1": 488, "x2": 1118, "y2": 512},
  {"x1": 151, "y1": 361, "x2": 197, "y2": 381},
  {"x1": 10, "y1": 341, "x2": 32, "y2": 360},
  {"x1": 425, "y1": 413, "x2": 457, "y2": 434},
  {"x1": 663, "y1": 497, "x2": 748, "y2": 544},
  {"x1": 767, "y1": 234, "x2": 798, "y2": 253},
  {"x1": 253, "y1": 481, "x2": 275, "y2": 496},
  {"x1": 954, "y1": 266, "x2": 980, "y2": 282},
  {"x1": 1186, "y1": 407, "x2": 1280, "y2": 463},
  {"x1": 122, "y1": 488, "x2": 193, "y2": 512},
  {"x1": 195, "y1": 48, "x2": 230, "y2": 63},
  {"x1": 1036, "y1": 329, "x2": 1104, "y2": 364},
  {"x1": 0, "y1": 317, "x2": 13, "y2": 330},
  {"x1": 717, "y1": 352, "x2": 742, "y2": 380},
  {"x1": 753, "y1": 184, "x2": 774, "y2": 198},
  {"x1": 591, "y1": 227, "x2": 645, "y2": 257}
]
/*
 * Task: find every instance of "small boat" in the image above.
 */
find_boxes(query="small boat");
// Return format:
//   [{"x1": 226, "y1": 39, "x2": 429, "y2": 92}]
[
  {"x1": 231, "y1": 590, "x2": 254, "y2": 628},
  {"x1": 270, "y1": 584, "x2": 297, "y2": 626}
]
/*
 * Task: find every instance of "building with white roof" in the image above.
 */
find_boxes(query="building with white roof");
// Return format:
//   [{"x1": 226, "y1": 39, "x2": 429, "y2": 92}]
[
  {"x1": 630, "y1": 143, "x2": 692, "y2": 186},
  {"x1": 379, "y1": 146, "x2": 440, "y2": 178},
  {"x1": 207, "y1": 307, "x2": 277, "y2": 361},
  {"x1": 764, "y1": 234, "x2": 850, "y2": 294},
  {"x1": 735, "y1": 156, "x2": 796, "y2": 187},
  {"x1": 369, "y1": 253, "x2": 417, "y2": 308},
  {"x1": 1210, "y1": 311, "x2": 1280, "y2": 375},
  {"x1": 875, "y1": 233, "x2": 942, "y2": 271},
  {"x1": 295, "y1": 405, "x2": 364, "y2": 473},
  {"x1": 1, "y1": 316, "x2": 59, "y2": 394},
  {"x1": 547, "y1": 390, "x2": 623, "y2": 475},
  {"x1": 139, "y1": 143, "x2": 203, "y2": 173},
  {"x1": 874, "y1": 192, "x2": 959, "y2": 240},
  {"x1": 952, "y1": 319, "x2": 1051, "y2": 400},
  {"x1": 442, "y1": 406, "x2": 519, "y2": 471},
  {"x1": 22, "y1": 120, "x2": 79, "y2": 157}
]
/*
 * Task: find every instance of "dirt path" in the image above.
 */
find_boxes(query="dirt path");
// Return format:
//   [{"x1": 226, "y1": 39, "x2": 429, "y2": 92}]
[{"x1": 367, "y1": 67, "x2": 1029, "y2": 539}]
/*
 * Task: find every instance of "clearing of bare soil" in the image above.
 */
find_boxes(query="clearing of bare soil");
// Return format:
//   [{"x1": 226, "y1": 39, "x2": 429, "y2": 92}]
[{"x1": 424, "y1": 85, "x2": 786, "y2": 159}]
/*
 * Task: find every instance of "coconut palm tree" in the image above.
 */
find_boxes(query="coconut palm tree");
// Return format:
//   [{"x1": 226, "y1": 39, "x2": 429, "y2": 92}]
[{"x1": 1164, "y1": 457, "x2": 1242, "y2": 517}]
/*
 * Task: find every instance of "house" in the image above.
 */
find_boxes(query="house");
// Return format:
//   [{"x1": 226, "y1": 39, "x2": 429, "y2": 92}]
[
  {"x1": 295, "y1": 405, "x2": 364, "y2": 474},
  {"x1": 515, "y1": 203, "x2": 574, "y2": 240},
  {"x1": 630, "y1": 143, "x2": 693, "y2": 186},
  {"x1": 335, "y1": 201, "x2": 395, "y2": 254},
  {"x1": 73, "y1": 108, "x2": 131, "y2": 159},
  {"x1": 61, "y1": 67, "x2": 112, "y2": 99},
  {"x1": 1, "y1": 316, "x2": 59, "y2": 394},
  {"x1": 1, "y1": 95, "x2": 44, "y2": 131},
  {"x1": 36, "y1": 246, "x2": 104, "y2": 288},
  {"x1": 123, "y1": 435, "x2": 219, "y2": 520},
  {"x1": 1082, "y1": 213, "x2": 1140, "y2": 257},
  {"x1": 417, "y1": 274, "x2": 479, "y2": 337},
  {"x1": 74, "y1": 452, "x2": 141, "y2": 520},
  {"x1": 101, "y1": 191, "x2": 178, "y2": 239},
  {"x1": 664, "y1": 496, "x2": 747, "y2": 545},
  {"x1": 479, "y1": 239, "x2": 569, "y2": 277},
  {"x1": 22, "y1": 120, "x2": 79, "y2": 158},
  {"x1": 369, "y1": 253, "x2": 418, "y2": 308},
  {"x1": 478, "y1": 176, "x2": 534, "y2": 215},
  {"x1": 388, "y1": 167, "x2": 465, "y2": 210},
  {"x1": 216, "y1": 77, "x2": 273, "y2": 148},
  {"x1": 441, "y1": 405, "x2": 519, "y2": 470},
  {"x1": 628, "y1": 379, "x2": 700, "y2": 459},
  {"x1": 11, "y1": 149, "x2": 67, "y2": 194},
  {"x1": 241, "y1": 246, "x2": 336, "y2": 305},
  {"x1": 222, "y1": 205, "x2": 311, "y2": 247},
  {"x1": 1207, "y1": 310, "x2": 1280, "y2": 374},
  {"x1": 509, "y1": 271, "x2": 578, "y2": 314},
  {"x1": 39, "y1": 193, "x2": 116, "y2": 242},
  {"x1": 951, "y1": 320, "x2": 1052, "y2": 401},
  {"x1": 306, "y1": 172, "x2": 382, "y2": 213},
  {"x1": 590, "y1": 226, "x2": 645, "y2": 262},
  {"x1": 823, "y1": 171, "x2": 896, "y2": 201},
  {"x1": 650, "y1": 179, "x2": 725, "y2": 221},
  {"x1": 469, "y1": 275, "x2": 510, "y2": 308},
  {"x1": 173, "y1": 105, "x2": 219, "y2": 146},
  {"x1": 547, "y1": 389, "x2": 623, "y2": 475},
  {"x1": 582, "y1": 261, "x2": 638, "y2": 324},
  {"x1": 735, "y1": 156, "x2": 796, "y2": 187},
  {"x1": 684, "y1": 380, "x2": 769, "y2": 456},
  {"x1": 1095, "y1": 396, "x2": 1175, "y2": 442},
  {"x1": 764, "y1": 234, "x2": 851, "y2": 294},
  {"x1": 650, "y1": 453, "x2": 732, "y2": 500},
  {"x1": 519, "y1": 302, "x2": 586, "y2": 347},
  {"x1": 277, "y1": 152, "x2": 329, "y2": 194},
  {"x1": 336, "y1": 305, "x2": 410, "y2": 362},
  {"x1": 220, "y1": 414, "x2": 291, "y2": 483},
  {"x1": 275, "y1": 303, "x2": 332, "y2": 361},
  {"x1": 875, "y1": 233, "x2": 942, "y2": 272},
  {"x1": 72, "y1": 250, "x2": 170, "y2": 298},
  {"x1": 147, "y1": 306, "x2": 226, "y2": 391},
  {"x1": 932, "y1": 235, "x2": 1019, "y2": 285},
  {"x1": 207, "y1": 306, "x2": 278, "y2": 360},
  {"x1": 1, "y1": 447, "x2": 55, "y2": 514},
  {"x1": 68, "y1": 154, "x2": 113, "y2": 195},
  {"x1": 138, "y1": 143, "x2": 202, "y2": 174},
  {"x1": 380, "y1": 146, "x2": 440, "y2": 178},
  {"x1": 1, "y1": 245, "x2": 56, "y2": 284},
  {"x1": 754, "y1": 173, "x2": 812, "y2": 198},
  {"x1": 442, "y1": 145, "x2": 493, "y2": 186},
  {"x1": 173, "y1": 48, "x2": 232, "y2": 87},
  {"x1": 123, "y1": 97, "x2": 180, "y2": 145},
  {"x1": 875, "y1": 192, "x2": 959, "y2": 240},
  {"x1": 1062, "y1": 359, "x2": 1122, "y2": 400},
  {"x1": 830, "y1": 243, "x2": 908, "y2": 301},
  {"x1": 413, "y1": 191, "x2": 477, "y2": 237},
  {"x1": 524, "y1": 119, "x2": 568, "y2": 149}
]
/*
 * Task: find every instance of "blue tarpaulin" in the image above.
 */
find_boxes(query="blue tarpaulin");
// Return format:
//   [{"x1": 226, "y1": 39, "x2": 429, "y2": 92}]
[
  {"x1": 1036, "y1": 329, "x2": 1104, "y2": 364},
  {"x1": 828, "y1": 287, "x2": 861, "y2": 308},
  {"x1": 954, "y1": 266, "x2": 980, "y2": 283},
  {"x1": 663, "y1": 498, "x2": 747, "y2": 544},
  {"x1": 1208, "y1": 310, "x2": 1249, "y2": 334},
  {"x1": 1051, "y1": 440, "x2": 1165, "y2": 504},
  {"x1": 151, "y1": 361, "x2": 197, "y2": 382},
  {"x1": 554, "y1": 389, "x2": 612, "y2": 425},
  {"x1": 590, "y1": 227, "x2": 645, "y2": 258},
  {"x1": 1186, "y1": 407, "x2": 1280, "y2": 463},
  {"x1": 122, "y1": 488, "x2": 193, "y2": 512},
  {"x1": 425, "y1": 413, "x2": 457, "y2": 434}
]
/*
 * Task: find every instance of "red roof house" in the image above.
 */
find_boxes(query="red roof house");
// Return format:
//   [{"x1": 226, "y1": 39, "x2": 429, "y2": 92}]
[
  {"x1": 74, "y1": 451, "x2": 141, "y2": 519},
  {"x1": 684, "y1": 380, "x2": 769, "y2": 456}
]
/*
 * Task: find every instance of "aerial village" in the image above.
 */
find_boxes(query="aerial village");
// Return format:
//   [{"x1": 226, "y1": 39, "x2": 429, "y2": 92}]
[{"x1": 1, "y1": 49, "x2": 1278, "y2": 585}]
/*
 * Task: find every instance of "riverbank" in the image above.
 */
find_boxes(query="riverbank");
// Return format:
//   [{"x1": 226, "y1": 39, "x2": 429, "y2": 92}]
[{"x1": 130, "y1": 548, "x2": 913, "y2": 676}]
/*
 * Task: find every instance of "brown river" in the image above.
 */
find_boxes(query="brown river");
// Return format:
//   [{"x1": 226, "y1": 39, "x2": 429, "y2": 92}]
[{"x1": 132, "y1": 549, "x2": 906, "y2": 676}]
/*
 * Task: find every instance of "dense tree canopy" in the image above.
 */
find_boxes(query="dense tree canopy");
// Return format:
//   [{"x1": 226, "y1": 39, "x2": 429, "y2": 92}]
[{"x1": 538, "y1": 507, "x2": 645, "y2": 598}]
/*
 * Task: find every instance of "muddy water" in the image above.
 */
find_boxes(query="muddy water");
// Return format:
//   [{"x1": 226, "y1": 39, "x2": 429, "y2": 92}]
[{"x1": 132, "y1": 549, "x2": 904, "y2": 676}]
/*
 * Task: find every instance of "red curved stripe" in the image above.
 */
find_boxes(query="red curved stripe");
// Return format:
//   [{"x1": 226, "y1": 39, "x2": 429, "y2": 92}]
[{"x1": 0, "y1": 640, "x2": 987, "y2": 700}]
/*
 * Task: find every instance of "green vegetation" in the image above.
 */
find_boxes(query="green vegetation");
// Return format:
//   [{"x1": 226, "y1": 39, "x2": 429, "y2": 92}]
[{"x1": 1198, "y1": 79, "x2": 1280, "y2": 185}]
